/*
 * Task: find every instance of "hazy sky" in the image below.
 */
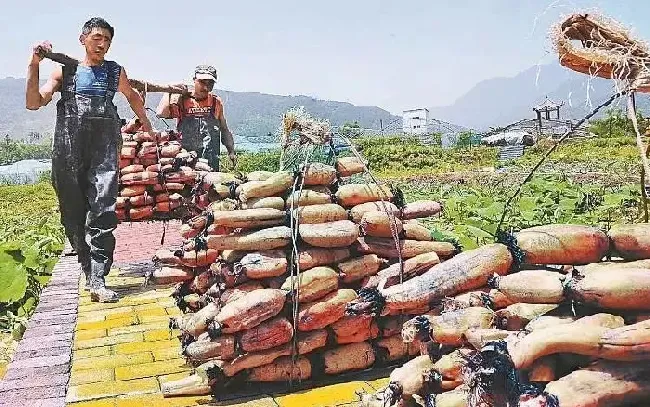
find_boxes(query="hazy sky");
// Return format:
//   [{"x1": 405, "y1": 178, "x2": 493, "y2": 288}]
[{"x1": 2, "y1": 0, "x2": 649, "y2": 113}]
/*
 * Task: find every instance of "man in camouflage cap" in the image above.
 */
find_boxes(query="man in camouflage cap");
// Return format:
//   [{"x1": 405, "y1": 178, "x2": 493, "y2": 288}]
[{"x1": 156, "y1": 65, "x2": 236, "y2": 170}]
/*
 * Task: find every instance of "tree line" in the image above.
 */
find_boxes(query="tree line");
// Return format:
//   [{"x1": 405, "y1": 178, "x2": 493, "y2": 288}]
[{"x1": 0, "y1": 134, "x2": 52, "y2": 166}]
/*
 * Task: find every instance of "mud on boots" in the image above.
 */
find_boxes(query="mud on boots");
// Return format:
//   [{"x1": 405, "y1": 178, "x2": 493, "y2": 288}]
[{"x1": 26, "y1": 17, "x2": 154, "y2": 303}]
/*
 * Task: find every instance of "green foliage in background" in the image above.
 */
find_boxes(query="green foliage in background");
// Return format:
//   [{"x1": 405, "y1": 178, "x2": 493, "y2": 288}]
[
  {"x1": 353, "y1": 136, "x2": 499, "y2": 176},
  {"x1": 339, "y1": 121, "x2": 363, "y2": 139},
  {"x1": 219, "y1": 149, "x2": 281, "y2": 173},
  {"x1": 588, "y1": 108, "x2": 649, "y2": 138},
  {"x1": 511, "y1": 135, "x2": 642, "y2": 176},
  {"x1": 0, "y1": 183, "x2": 64, "y2": 339},
  {"x1": 399, "y1": 175, "x2": 641, "y2": 250},
  {"x1": 0, "y1": 137, "x2": 51, "y2": 166}
]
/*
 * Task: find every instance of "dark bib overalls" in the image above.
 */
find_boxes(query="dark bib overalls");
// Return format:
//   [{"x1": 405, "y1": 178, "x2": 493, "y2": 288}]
[
  {"x1": 52, "y1": 61, "x2": 121, "y2": 289},
  {"x1": 176, "y1": 95, "x2": 222, "y2": 171}
]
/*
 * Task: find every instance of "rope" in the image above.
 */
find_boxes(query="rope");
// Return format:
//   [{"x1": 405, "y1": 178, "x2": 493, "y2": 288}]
[
  {"x1": 143, "y1": 81, "x2": 148, "y2": 113},
  {"x1": 335, "y1": 132, "x2": 408, "y2": 335},
  {"x1": 287, "y1": 154, "x2": 313, "y2": 388},
  {"x1": 641, "y1": 155, "x2": 650, "y2": 223},
  {"x1": 495, "y1": 89, "x2": 629, "y2": 233},
  {"x1": 626, "y1": 92, "x2": 650, "y2": 224},
  {"x1": 124, "y1": 102, "x2": 174, "y2": 240},
  {"x1": 337, "y1": 134, "x2": 405, "y2": 286},
  {"x1": 133, "y1": 97, "x2": 174, "y2": 241},
  {"x1": 279, "y1": 114, "x2": 287, "y2": 170},
  {"x1": 153, "y1": 125, "x2": 172, "y2": 243},
  {"x1": 280, "y1": 116, "x2": 402, "y2": 382},
  {"x1": 145, "y1": 107, "x2": 172, "y2": 130},
  {"x1": 124, "y1": 198, "x2": 132, "y2": 222}
]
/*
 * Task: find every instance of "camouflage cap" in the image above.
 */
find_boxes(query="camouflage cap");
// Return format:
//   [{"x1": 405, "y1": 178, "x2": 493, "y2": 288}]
[{"x1": 194, "y1": 65, "x2": 217, "y2": 82}]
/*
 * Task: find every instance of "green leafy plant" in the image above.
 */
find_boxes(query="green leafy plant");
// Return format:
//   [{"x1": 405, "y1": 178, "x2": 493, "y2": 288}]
[
  {"x1": 398, "y1": 175, "x2": 641, "y2": 250},
  {"x1": 0, "y1": 137, "x2": 52, "y2": 166},
  {"x1": 219, "y1": 149, "x2": 281, "y2": 173},
  {"x1": 339, "y1": 121, "x2": 363, "y2": 139},
  {"x1": 588, "y1": 108, "x2": 648, "y2": 138},
  {"x1": 0, "y1": 183, "x2": 64, "y2": 339}
]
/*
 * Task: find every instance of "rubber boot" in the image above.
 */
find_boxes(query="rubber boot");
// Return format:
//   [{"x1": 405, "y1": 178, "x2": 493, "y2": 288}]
[
  {"x1": 90, "y1": 272, "x2": 119, "y2": 303},
  {"x1": 80, "y1": 255, "x2": 92, "y2": 292},
  {"x1": 90, "y1": 287, "x2": 119, "y2": 303},
  {"x1": 83, "y1": 268, "x2": 91, "y2": 292}
]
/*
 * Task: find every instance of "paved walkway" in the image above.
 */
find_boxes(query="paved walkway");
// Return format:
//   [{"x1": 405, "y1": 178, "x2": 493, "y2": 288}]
[
  {"x1": 0, "y1": 221, "x2": 389, "y2": 407},
  {"x1": 0, "y1": 251, "x2": 80, "y2": 407}
]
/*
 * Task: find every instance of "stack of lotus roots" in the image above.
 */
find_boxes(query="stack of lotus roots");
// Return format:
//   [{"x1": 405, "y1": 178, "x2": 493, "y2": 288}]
[
  {"x1": 356, "y1": 223, "x2": 650, "y2": 407},
  {"x1": 151, "y1": 156, "x2": 454, "y2": 398},
  {"x1": 117, "y1": 119, "x2": 213, "y2": 222}
]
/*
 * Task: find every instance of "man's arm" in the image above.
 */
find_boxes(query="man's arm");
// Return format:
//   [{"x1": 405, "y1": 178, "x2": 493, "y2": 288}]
[
  {"x1": 156, "y1": 93, "x2": 183, "y2": 119},
  {"x1": 156, "y1": 83, "x2": 186, "y2": 118},
  {"x1": 216, "y1": 100, "x2": 236, "y2": 165},
  {"x1": 26, "y1": 42, "x2": 61, "y2": 110},
  {"x1": 156, "y1": 93, "x2": 174, "y2": 118},
  {"x1": 118, "y1": 67, "x2": 153, "y2": 132}
]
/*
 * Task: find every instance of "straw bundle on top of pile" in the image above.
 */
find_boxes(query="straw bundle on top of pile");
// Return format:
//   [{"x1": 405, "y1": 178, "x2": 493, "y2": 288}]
[
  {"x1": 280, "y1": 106, "x2": 332, "y2": 147},
  {"x1": 552, "y1": 13, "x2": 650, "y2": 91}
]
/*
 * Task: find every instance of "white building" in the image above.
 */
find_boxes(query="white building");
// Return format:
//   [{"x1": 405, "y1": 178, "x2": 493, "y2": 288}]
[{"x1": 402, "y1": 108, "x2": 429, "y2": 135}]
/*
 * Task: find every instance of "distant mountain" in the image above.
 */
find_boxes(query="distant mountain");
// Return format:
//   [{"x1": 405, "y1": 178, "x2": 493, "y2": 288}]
[
  {"x1": 429, "y1": 64, "x2": 645, "y2": 131},
  {"x1": 0, "y1": 77, "x2": 400, "y2": 150},
  {"x1": 4, "y1": 63, "x2": 643, "y2": 148}
]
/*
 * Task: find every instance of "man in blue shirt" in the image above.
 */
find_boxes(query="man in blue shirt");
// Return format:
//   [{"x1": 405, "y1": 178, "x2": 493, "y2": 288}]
[{"x1": 26, "y1": 17, "x2": 152, "y2": 302}]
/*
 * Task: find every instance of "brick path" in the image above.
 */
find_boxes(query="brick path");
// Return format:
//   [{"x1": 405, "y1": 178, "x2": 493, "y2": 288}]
[
  {"x1": 0, "y1": 221, "x2": 389, "y2": 407},
  {"x1": 0, "y1": 250, "x2": 80, "y2": 407},
  {"x1": 112, "y1": 220, "x2": 184, "y2": 265}
]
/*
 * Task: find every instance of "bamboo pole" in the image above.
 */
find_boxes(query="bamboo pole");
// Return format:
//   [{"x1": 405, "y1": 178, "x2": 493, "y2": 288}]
[{"x1": 42, "y1": 52, "x2": 189, "y2": 94}]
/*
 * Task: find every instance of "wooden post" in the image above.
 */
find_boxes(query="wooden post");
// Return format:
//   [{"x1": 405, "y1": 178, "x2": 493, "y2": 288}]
[{"x1": 535, "y1": 109, "x2": 542, "y2": 135}]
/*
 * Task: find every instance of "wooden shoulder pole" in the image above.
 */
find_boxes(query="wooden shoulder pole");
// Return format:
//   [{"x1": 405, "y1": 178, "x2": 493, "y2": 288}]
[{"x1": 43, "y1": 52, "x2": 188, "y2": 94}]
